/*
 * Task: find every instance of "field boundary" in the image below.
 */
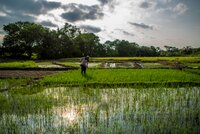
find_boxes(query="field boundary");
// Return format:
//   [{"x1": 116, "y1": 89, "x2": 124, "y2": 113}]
[{"x1": 44, "y1": 81, "x2": 200, "y2": 88}]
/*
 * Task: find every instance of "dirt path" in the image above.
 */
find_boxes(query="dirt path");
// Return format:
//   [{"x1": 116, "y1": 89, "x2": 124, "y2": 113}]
[{"x1": 0, "y1": 70, "x2": 63, "y2": 78}]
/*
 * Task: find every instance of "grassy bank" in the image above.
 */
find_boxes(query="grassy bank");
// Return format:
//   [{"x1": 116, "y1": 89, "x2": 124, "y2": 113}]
[
  {"x1": 61, "y1": 56, "x2": 200, "y2": 62},
  {"x1": 0, "y1": 61, "x2": 37, "y2": 68}
]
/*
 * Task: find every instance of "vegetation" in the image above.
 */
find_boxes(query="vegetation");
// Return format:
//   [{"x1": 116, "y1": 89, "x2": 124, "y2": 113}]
[
  {"x1": 0, "y1": 87, "x2": 199, "y2": 133},
  {"x1": 62, "y1": 56, "x2": 200, "y2": 62},
  {"x1": 0, "y1": 21, "x2": 199, "y2": 133},
  {"x1": 42, "y1": 69, "x2": 200, "y2": 86},
  {"x1": 1, "y1": 21, "x2": 200, "y2": 59},
  {"x1": 0, "y1": 61, "x2": 37, "y2": 68},
  {"x1": 0, "y1": 57, "x2": 199, "y2": 133}
]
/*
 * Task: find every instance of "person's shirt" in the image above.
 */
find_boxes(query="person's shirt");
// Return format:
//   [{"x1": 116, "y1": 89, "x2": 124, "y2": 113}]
[{"x1": 80, "y1": 57, "x2": 88, "y2": 67}]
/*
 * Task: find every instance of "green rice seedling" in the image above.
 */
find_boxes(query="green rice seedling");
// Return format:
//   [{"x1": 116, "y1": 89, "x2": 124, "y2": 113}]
[
  {"x1": 143, "y1": 62, "x2": 171, "y2": 69},
  {"x1": 42, "y1": 69, "x2": 200, "y2": 86},
  {"x1": 183, "y1": 69, "x2": 200, "y2": 75},
  {"x1": 0, "y1": 61, "x2": 37, "y2": 68},
  {"x1": 0, "y1": 87, "x2": 200, "y2": 133},
  {"x1": 0, "y1": 79, "x2": 32, "y2": 91},
  {"x1": 183, "y1": 63, "x2": 200, "y2": 68}
]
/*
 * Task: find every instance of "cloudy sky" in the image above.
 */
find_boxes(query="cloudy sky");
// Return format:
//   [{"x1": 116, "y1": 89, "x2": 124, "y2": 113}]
[{"x1": 0, "y1": 0, "x2": 200, "y2": 48}]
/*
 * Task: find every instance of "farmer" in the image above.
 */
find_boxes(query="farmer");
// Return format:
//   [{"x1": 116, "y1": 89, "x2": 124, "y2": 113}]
[{"x1": 80, "y1": 55, "x2": 89, "y2": 74}]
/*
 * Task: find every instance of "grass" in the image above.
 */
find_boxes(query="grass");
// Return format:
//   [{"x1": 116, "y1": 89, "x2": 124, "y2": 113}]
[
  {"x1": 0, "y1": 79, "x2": 35, "y2": 91},
  {"x1": 182, "y1": 62, "x2": 200, "y2": 68},
  {"x1": 0, "y1": 61, "x2": 37, "y2": 68},
  {"x1": 183, "y1": 69, "x2": 200, "y2": 75},
  {"x1": 42, "y1": 69, "x2": 200, "y2": 86},
  {"x1": 35, "y1": 61, "x2": 54, "y2": 65},
  {"x1": 61, "y1": 56, "x2": 200, "y2": 62},
  {"x1": 59, "y1": 61, "x2": 101, "y2": 68},
  {"x1": 59, "y1": 62, "x2": 80, "y2": 67},
  {"x1": 143, "y1": 62, "x2": 171, "y2": 68}
]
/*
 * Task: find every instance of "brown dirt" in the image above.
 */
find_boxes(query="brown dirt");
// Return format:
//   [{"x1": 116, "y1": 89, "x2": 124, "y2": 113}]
[
  {"x1": 0, "y1": 70, "x2": 63, "y2": 78},
  {"x1": 159, "y1": 61, "x2": 187, "y2": 70}
]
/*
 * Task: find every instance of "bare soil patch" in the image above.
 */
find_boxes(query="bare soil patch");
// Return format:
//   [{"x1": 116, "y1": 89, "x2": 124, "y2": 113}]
[{"x1": 0, "y1": 70, "x2": 62, "y2": 78}]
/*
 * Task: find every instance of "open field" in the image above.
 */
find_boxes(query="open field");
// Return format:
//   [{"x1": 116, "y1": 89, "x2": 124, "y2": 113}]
[{"x1": 0, "y1": 57, "x2": 200, "y2": 133}]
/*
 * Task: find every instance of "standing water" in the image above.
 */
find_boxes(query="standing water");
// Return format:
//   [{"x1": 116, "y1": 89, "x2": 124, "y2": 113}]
[{"x1": 0, "y1": 87, "x2": 199, "y2": 133}]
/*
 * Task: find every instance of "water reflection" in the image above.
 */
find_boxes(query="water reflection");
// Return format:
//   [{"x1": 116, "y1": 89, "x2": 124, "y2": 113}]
[
  {"x1": 101, "y1": 62, "x2": 144, "y2": 68},
  {"x1": 53, "y1": 106, "x2": 78, "y2": 123},
  {"x1": 0, "y1": 87, "x2": 199, "y2": 133}
]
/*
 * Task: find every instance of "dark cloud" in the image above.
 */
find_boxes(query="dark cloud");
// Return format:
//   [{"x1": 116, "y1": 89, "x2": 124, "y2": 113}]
[
  {"x1": 115, "y1": 29, "x2": 134, "y2": 36},
  {"x1": 40, "y1": 21, "x2": 58, "y2": 27},
  {"x1": 98, "y1": 0, "x2": 109, "y2": 6},
  {"x1": 80, "y1": 25, "x2": 101, "y2": 33},
  {"x1": 0, "y1": 13, "x2": 35, "y2": 25},
  {"x1": 129, "y1": 22, "x2": 154, "y2": 30},
  {"x1": 0, "y1": 0, "x2": 61, "y2": 33},
  {"x1": 139, "y1": 1, "x2": 153, "y2": 8},
  {"x1": 0, "y1": 0, "x2": 61, "y2": 15},
  {"x1": 61, "y1": 4, "x2": 104, "y2": 22},
  {"x1": 122, "y1": 31, "x2": 134, "y2": 36},
  {"x1": 98, "y1": 0, "x2": 118, "y2": 11}
]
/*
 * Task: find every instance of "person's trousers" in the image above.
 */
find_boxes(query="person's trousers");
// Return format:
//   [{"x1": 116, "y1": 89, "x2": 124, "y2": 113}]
[{"x1": 80, "y1": 64, "x2": 86, "y2": 74}]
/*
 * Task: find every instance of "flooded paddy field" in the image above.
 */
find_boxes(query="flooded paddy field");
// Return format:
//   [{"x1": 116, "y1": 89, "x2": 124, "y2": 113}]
[
  {"x1": 0, "y1": 57, "x2": 199, "y2": 133},
  {"x1": 0, "y1": 87, "x2": 199, "y2": 133}
]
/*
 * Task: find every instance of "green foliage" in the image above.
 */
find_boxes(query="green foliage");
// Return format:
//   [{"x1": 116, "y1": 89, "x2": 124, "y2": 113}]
[
  {"x1": 2, "y1": 21, "x2": 200, "y2": 59},
  {"x1": 2, "y1": 22, "x2": 47, "y2": 59},
  {"x1": 75, "y1": 33, "x2": 102, "y2": 57}
]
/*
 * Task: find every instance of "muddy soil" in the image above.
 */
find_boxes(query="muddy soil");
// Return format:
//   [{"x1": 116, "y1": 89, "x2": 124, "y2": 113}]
[{"x1": 0, "y1": 70, "x2": 62, "y2": 78}]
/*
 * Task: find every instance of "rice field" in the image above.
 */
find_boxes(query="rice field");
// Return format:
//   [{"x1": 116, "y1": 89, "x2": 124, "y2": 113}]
[
  {"x1": 61, "y1": 57, "x2": 200, "y2": 62},
  {"x1": 42, "y1": 69, "x2": 200, "y2": 86},
  {"x1": 0, "y1": 57, "x2": 200, "y2": 133},
  {"x1": 0, "y1": 61, "x2": 37, "y2": 68},
  {"x1": 0, "y1": 87, "x2": 199, "y2": 133}
]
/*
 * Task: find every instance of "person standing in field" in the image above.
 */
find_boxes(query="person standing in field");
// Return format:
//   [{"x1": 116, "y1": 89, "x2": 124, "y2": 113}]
[{"x1": 80, "y1": 55, "x2": 89, "y2": 74}]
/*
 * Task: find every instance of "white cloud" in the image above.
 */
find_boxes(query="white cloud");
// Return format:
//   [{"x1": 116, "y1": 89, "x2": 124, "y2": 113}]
[
  {"x1": 0, "y1": 0, "x2": 198, "y2": 48},
  {"x1": 0, "y1": 11, "x2": 7, "y2": 16},
  {"x1": 173, "y1": 3, "x2": 188, "y2": 15}
]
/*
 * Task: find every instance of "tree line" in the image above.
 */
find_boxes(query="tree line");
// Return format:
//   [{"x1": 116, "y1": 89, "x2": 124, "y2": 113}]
[{"x1": 0, "y1": 21, "x2": 199, "y2": 59}]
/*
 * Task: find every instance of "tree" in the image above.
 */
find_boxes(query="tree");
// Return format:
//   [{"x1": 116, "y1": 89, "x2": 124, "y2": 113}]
[
  {"x1": 181, "y1": 46, "x2": 192, "y2": 55},
  {"x1": 57, "y1": 23, "x2": 81, "y2": 57},
  {"x1": 164, "y1": 45, "x2": 180, "y2": 56},
  {"x1": 3, "y1": 21, "x2": 46, "y2": 59},
  {"x1": 103, "y1": 40, "x2": 118, "y2": 56},
  {"x1": 36, "y1": 30, "x2": 62, "y2": 59},
  {"x1": 75, "y1": 33, "x2": 102, "y2": 56}
]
